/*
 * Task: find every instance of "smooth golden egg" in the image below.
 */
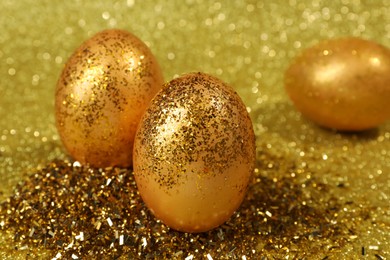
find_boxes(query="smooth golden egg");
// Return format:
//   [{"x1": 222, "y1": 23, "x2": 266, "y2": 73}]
[
  {"x1": 55, "y1": 29, "x2": 163, "y2": 167},
  {"x1": 133, "y1": 72, "x2": 256, "y2": 232},
  {"x1": 285, "y1": 37, "x2": 390, "y2": 131}
]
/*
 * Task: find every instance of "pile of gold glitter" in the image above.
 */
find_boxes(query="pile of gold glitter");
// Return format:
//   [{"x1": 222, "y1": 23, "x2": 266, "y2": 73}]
[{"x1": 0, "y1": 152, "x2": 381, "y2": 259}]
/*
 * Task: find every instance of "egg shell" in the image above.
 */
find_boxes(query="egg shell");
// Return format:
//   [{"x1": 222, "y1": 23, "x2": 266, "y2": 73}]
[
  {"x1": 284, "y1": 37, "x2": 390, "y2": 131},
  {"x1": 133, "y1": 72, "x2": 256, "y2": 233},
  {"x1": 55, "y1": 29, "x2": 164, "y2": 167}
]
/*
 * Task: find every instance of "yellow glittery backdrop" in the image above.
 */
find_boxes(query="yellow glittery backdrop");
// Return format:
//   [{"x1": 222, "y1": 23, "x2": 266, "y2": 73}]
[{"x1": 1, "y1": 0, "x2": 389, "y2": 258}]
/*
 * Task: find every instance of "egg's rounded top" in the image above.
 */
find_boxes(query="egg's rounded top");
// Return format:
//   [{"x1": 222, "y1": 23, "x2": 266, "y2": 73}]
[
  {"x1": 135, "y1": 72, "x2": 255, "y2": 188},
  {"x1": 55, "y1": 29, "x2": 164, "y2": 167}
]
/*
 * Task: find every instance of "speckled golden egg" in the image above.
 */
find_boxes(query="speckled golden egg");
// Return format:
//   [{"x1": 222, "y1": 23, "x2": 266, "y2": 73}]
[
  {"x1": 133, "y1": 72, "x2": 256, "y2": 233},
  {"x1": 55, "y1": 29, "x2": 163, "y2": 167},
  {"x1": 285, "y1": 37, "x2": 390, "y2": 131}
]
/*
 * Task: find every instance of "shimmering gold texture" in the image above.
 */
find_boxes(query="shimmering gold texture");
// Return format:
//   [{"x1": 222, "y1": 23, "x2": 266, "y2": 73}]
[
  {"x1": 55, "y1": 29, "x2": 163, "y2": 167},
  {"x1": 285, "y1": 37, "x2": 390, "y2": 131},
  {"x1": 133, "y1": 72, "x2": 256, "y2": 233},
  {"x1": 1, "y1": 1, "x2": 390, "y2": 259}
]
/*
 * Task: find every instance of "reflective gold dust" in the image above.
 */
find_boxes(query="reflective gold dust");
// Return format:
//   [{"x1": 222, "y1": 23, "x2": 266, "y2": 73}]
[
  {"x1": 55, "y1": 29, "x2": 164, "y2": 168},
  {"x1": 1, "y1": 0, "x2": 390, "y2": 259},
  {"x1": 133, "y1": 72, "x2": 256, "y2": 233},
  {"x1": 0, "y1": 157, "x2": 383, "y2": 259}
]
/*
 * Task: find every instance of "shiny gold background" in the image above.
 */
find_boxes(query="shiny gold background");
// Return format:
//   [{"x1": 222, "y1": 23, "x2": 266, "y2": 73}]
[{"x1": 0, "y1": 0, "x2": 389, "y2": 258}]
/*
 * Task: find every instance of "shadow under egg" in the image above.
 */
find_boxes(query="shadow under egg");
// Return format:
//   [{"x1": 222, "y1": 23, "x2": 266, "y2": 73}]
[{"x1": 252, "y1": 100, "x2": 381, "y2": 145}]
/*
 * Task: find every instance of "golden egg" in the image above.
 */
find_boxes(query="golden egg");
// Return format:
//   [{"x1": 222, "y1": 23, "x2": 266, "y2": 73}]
[
  {"x1": 285, "y1": 37, "x2": 390, "y2": 131},
  {"x1": 133, "y1": 72, "x2": 256, "y2": 233},
  {"x1": 55, "y1": 29, "x2": 163, "y2": 167}
]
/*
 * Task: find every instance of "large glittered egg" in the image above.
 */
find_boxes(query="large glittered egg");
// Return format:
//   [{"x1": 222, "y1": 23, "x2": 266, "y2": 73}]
[
  {"x1": 285, "y1": 37, "x2": 390, "y2": 131},
  {"x1": 133, "y1": 72, "x2": 256, "y2": 233},
  {"x1": 55, "y1": 29, "x2": 164, "y2": 167}
]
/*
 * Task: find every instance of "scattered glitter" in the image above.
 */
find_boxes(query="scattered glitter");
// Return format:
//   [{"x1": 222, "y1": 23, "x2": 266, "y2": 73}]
[
  {"x1": 52, "y1": 252, "x2": 62, "y2": 260},
  {"x1": 0, "y1": 156, "x2": 384, "y2": 258},
  {"x1": 375, "y1": 254, "x2": 384, "y2": 260},
  {"x1": 75, "y1": 232, "x2": 84, "y2": 241},
  {"x1": 29, "y1": 228, "x2": 35, "y2": 237},
  {"x1": 72, "y1": 161, "x2": 81, "y2": 167},
  {"x1": 95, "y1": 221, "x2": 102, "y2": 230},
  {"x1": 142, "y1": 237, "x2": 147, "y2": 249},
  {"x1": 107, "y1": 217, "x2": 113, "y2": 227},
  {"x1": 206, "y1": 253, "x2": 213, "y2": 260},
  {"x1": 19, "y1": 245, "x2": 28, "y2": 250},
  {"x1": 64, "y1": 240, "x2": 74, "y2": 250},
  {"x1": 1, "y1": 0, "x2": 390, "y2": 258}
]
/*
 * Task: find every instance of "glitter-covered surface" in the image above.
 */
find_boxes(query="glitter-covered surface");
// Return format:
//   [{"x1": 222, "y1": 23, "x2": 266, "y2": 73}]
[
  {"x1": 133, "y1": 72, "x2": 255, "y2": 233},
  {"x1": 0, "y1": 0, "x2": 389, "y2": 259},
  {"x1": 55, "y1": 29, "x2": 163, "y2": 168}
]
